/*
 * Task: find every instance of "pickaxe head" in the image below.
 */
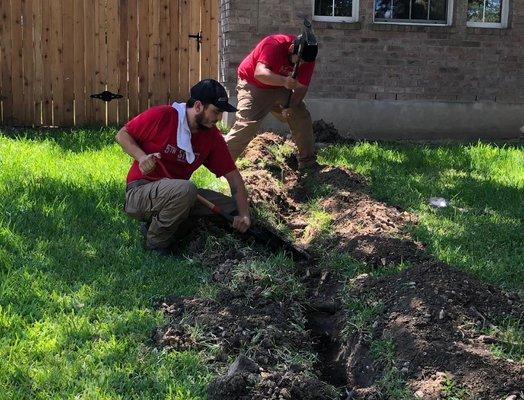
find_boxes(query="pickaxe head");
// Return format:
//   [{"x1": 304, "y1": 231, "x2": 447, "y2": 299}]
[{"x1": 293, "y1": 17, "x2": 318, "y2": 62}]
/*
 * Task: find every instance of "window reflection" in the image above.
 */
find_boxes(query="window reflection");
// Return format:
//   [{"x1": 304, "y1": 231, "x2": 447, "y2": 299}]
[
  {"x1": 315, "y1": 0, "x2": 353, "y2": 17},
  {"x1": 430, "y1": 0, "x2": 447, "y2": 20},
  {"x1": 335, "y1": 0, "x2": 353, "y2": 16},
  {"x1": 485, "y1": 0, "x2": 502, "y2": 22},
  {"x1": 467, "y1": 0, "x2": 502, "y2": 23},
  {"x1": 375, "y1": 0, "x2": 392, "y2": 19},
  {"x1": 315, "y1": 0, "x2": 333, "y2": 16},
  {"x1": 374, "y1": 0, "x2": 447, "y2": 22}
]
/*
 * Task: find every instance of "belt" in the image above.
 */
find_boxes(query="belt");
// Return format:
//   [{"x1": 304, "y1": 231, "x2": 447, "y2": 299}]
[{"x1": 126, "y1": 179, "x2": 152, "y2": 192}]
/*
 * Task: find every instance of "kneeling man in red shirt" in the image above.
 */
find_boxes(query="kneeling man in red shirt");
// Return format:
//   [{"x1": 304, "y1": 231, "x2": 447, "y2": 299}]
[{"x1": 116, "y1": 79, "x2": 250, "y2": 256}]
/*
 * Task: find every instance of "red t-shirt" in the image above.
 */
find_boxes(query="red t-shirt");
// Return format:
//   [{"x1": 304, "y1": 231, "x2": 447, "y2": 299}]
[
  {"x1": 124, "y1": 105, "x2": 236, "y2": 184},
  {"x1": 237, "y1": 34, "x2": 316, "y2": 89}
]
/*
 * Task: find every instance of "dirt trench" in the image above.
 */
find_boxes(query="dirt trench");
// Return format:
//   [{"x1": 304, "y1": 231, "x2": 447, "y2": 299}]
[{"x1": 153, "y1": 133, "x2": 523, "y2": 399}]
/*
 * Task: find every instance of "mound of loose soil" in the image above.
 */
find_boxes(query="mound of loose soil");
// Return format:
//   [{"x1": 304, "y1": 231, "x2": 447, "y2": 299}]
[
  {"x1": 241, "y1": 132, "x2": 425, "y2": 267},
  {"x1": 313, "y1": 119, "x2": 354, "y2": 144},
  {"x1": 346, "y1": 261, "x2": 523, "y2": 399},
  {"x1": 153, "y1": 132, "x2": 523, "y2": 399}
]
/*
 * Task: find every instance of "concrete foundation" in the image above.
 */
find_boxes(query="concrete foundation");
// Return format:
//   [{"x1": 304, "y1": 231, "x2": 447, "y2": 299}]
[{"x1": 223, "y1": 98, "x2": 524, "y2": 141}]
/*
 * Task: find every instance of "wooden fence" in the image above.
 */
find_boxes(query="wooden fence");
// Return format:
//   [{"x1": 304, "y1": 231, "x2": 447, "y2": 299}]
[{"x1": 0, "y1": 0, "x2": 219, "y2": 127}]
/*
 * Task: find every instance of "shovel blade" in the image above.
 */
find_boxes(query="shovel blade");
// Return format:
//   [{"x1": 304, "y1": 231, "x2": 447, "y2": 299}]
[{"x1": 247, "y1": 225, "x2": 311, "y2": 261}]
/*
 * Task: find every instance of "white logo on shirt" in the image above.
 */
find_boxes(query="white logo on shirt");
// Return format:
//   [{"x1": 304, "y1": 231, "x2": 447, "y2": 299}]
[
  {"x1": 176, "y1": 150, "x2": 187, "y2": 162},
  {"x1": 163, "y1": 144, "x2": 200, "y2": 164},
  {"x1": 165, "y1": 144, "x2": 177, "y2": 154}
]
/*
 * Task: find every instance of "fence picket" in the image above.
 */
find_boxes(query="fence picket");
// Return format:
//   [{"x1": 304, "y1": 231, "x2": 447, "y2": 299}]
[
  {"x1": 117, "y1": 0, "x2": 128, "y2": 124},
  {"x1": 179, "y1": 0, "x2": 189, "y2": 99},
  {"x1": 10, "y1": 0, "x2": 24, "y2": 125},
  {"x1": 62, "y1": 0, "x2": 74, "y2": 126},
  {"x1": 189, "y1": 0, "x2": 200, "y2": 86},
  {"x1": 95, "y1": 0, "x2": 107, "y2": 124},
  {"x1": 137, "y1": 0, "x2": 149, "y2": 113},
  {"x1": 148, "y1": 0, "x2": 160, "y2": 106},
  {"x1": 169, "y1": 0, "x2": 180, "y2": 103},
  {"x1": 106, "y1": 0, "x2": 119, "y2": 125},
  {"x1": 84, "y1": 0, "x2": 96, "y2": 124},
  {"x1": 51, "y1": 0, "x2": 64, "y2": 126},
  {"x1": 41, "y1": 0, "x2": 52, "y2": 125},
  {"x1": 201, "y1": 0, "x2": 211, "y2": 80},
  {"x1": 22, "y1": 0, "x2": 35, "y2": 125},
  {"x1": 33, "y1": 0, "x2": 43, "y2": 125},
  {"x1": 159, "y1": 0, "x2": 170, "y2": 105},
  {"x1": 0, "y1": 0, "x2": 14, "y2": 124},
  {"x1": 73, "y1": 0, "x2": 85, "y2": 126},
  {"x1": 210, "y1": 0, "x2": 219, "y2": 80},
  {"x1": 127, "y1": 0, "x2": 138, "y2": 120}
]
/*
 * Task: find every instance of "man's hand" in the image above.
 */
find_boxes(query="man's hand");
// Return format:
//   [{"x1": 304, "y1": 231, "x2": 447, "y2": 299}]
[
  {"x1": 281, "y1": 107, "x2": 293, "y2": 119},
  {"x1": 138, "y1": 153, "x2": 161, "y2": 174},
  {"x1": 283, "y1": 75, "x2": 300, "y2": 90},
  {"x1": 232, "y1": 214, "x2": 251, "y2": 233},
  {"x1": 224, "y1": 169, "x2": 250, "y2": 233}
]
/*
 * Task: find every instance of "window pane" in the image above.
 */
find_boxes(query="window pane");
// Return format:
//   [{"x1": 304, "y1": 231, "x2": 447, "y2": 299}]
[
  {"x1": 467, "y1": 0, "x2": 485, "y2": 22},
  {"x1": 315, "y1": 0, "x2": 334, "y2": 16},
  {"x1": 334, "y1": 0, "x2": 353, "y2": 16},
  {"x1": 485, "y1": 0, "x2": 502, "y2": 22},
  {"x1": 375, "y1": 0, "x2": 447, "y2": 21},
  {"x1": 412, "y1": 0, "x2": 428, "y2": 19},
  {"x1": 375, "y1": 0, "x2": 392, "y2": 18},
  {"x1": 392, "y1": 0, "x2": 410, "y2": 19},
  {"x1": 430, "y1": 0, "x2": 447, "y2": 20}
]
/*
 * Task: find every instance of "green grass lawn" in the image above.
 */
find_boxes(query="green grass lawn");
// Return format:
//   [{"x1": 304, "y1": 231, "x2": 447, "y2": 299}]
[{"x1": 0, "y1": 127, "x2": 522, "y2": 399}]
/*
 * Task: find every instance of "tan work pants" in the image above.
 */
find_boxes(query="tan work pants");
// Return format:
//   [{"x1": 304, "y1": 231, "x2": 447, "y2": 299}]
[
  {"x1": 124, "y1": 179, "x2": 236, "y2": 249},
  {"x1": 225, "y1": 79, "x2": 315, "y2": 164}
]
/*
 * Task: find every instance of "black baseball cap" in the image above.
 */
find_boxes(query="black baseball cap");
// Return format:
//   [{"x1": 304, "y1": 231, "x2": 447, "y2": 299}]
[{"x1": 190, "y1": 79, "x2": 237, "y2": 113}]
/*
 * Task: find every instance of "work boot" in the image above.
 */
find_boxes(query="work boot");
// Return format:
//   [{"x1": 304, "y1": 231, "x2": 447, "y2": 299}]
[
  {"x1": 146, "y1": 246, "x2": 172, "y2": 257},
  {"x1": 140, "y1": 221, "x2": 150, "y2": 239},
  {"x1": 298, "y1": 159, "x2": 321, "y2": 178},
  {"x1": 139, "y1": 222, "x2": 172, "y2": 256}
]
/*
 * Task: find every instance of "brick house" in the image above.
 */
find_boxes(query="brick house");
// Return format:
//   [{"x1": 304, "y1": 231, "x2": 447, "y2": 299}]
[{"x1": 219, "y1": 0, "x2": 524, "y2": 140}]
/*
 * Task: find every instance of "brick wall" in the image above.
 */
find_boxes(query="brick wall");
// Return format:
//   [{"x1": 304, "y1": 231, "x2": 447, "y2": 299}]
[{"x1": 219, "y1": 0, "x2": 524, "y2": 105}]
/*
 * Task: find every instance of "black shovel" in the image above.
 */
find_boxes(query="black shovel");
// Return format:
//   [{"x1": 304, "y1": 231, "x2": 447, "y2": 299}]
[{"x1": 197, "y1": 194, "x2": 311, "y2": 261}]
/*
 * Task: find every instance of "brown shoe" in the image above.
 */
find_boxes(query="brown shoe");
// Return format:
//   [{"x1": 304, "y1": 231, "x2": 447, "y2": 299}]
[
  {"x1": 148, "y1": 246, "x2": 171, "y2": 257},
  {"x1": 298, "y1": 160, "x2": 321, "y2": 176}
]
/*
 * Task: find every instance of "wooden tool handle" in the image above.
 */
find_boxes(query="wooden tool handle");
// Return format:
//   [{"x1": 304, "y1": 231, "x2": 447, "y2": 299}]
[{"x1": 196, "y1": 194, "x2": 234, "y2": 223}]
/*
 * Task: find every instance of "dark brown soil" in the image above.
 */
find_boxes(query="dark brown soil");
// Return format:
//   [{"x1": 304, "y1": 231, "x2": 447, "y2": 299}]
[
  {"x1": 313, "y1": 119, "x2": 355, "y2": 144},
  {"x1": 153, "y1": 133, "x2": 523, "y2": 400}
]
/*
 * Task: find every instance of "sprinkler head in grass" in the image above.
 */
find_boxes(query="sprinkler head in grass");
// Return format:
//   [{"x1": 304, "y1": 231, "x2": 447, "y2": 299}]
[{"x1": 428, "y1": 197, "x2": 450, "y2": 208}]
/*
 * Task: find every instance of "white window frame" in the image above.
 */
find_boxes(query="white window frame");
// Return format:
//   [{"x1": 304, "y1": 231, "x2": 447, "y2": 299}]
[
  {"x1": 373, "y1": 0, "x2": 454, "y2": 26},
  {"x1": 312, "y1": 0, "x2": 360, "y2": 22},
  {"x1": 466, "y1": 0, "x2": 509, "y2": 28}
]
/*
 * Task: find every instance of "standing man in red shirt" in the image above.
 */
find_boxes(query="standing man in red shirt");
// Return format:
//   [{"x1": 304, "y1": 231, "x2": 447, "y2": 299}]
[
  {"x1": 224, "y1": 34, "x2": 318, "y2": 170},
  {"x1": 116, "y1": 79, "x2": 251, "y2": 256}
]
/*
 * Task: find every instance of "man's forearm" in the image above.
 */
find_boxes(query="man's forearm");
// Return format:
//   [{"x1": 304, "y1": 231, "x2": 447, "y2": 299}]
[
  {"x1": 225, "y1": 170, "x2": 250, "y2": 217},
  {"x1": 232, "y1": 183, "x2": 250, "y2": 217},
  {"x1": 254, "y1": 69, "x2": 288, "y2": 87},
  {"x1": 116, "y1": 127, "x2": 146, "y2": 161}
]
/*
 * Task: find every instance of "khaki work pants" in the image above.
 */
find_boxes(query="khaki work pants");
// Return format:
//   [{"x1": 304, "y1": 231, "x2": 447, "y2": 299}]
[
  {"x1": 124, "y1": 179, "x2": 236, "y2": 249},
  {"x1": 225, "y1": 79, "x2": 315, "y2": 164}
]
